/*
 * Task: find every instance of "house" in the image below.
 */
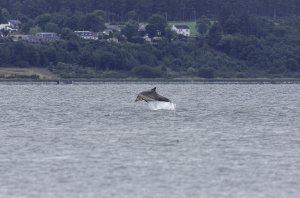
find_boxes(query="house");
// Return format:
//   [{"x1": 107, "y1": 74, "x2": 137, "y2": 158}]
[
  {"x1": 137, "y1": 23, "x2": 148, "y2": 36},
  {"x1": 10, "y1": 34, "x2": 29, "y2": 42},
  {"x1": 102, "y1": 29, "x2": 114, "y2": 37},
  {"x1": 107, "y1": 37, "x2": 119, "y2": 43},
  {"x1": 0, "y1": 23, "x2": 9, "y2": 30},
  {"x1": 74, "y1": 31, "x2": 98, "y2": 40},
  {"x1": 0, "y1": 23, "x2": 17, "y2": 32},
  {"x1": 26, "y1": 32, "x2": 60, "y2": 43},
  {"x1": 171, "y1": 25, "x2": 191, "y2": 37},
  {"x1": 138, "y1": 23, "x2": 147, "y2": 32},
  {"x1": 36, "y1": 32, "x2": 60, "y2": 42},
  {"x1": 105, "y1": 23, "x2": 122, "y2": 32},
  {"x1": 142, "y1": 35, "x2": 151, "y2": 42},
  {"x1": 8, "y1": 20, "x2": 21, "y2": 29},
  {"x1": 0, "y1": 20, "x2": 21, "y2": 33},
  {"x1": 102, "y1": 23, "x2": 124, "y2": 38}
]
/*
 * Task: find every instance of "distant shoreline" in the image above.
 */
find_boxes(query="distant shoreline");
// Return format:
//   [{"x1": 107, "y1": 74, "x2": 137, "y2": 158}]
[{"x1": 0, "y1": 78, "x2": 300, "y2": 84}]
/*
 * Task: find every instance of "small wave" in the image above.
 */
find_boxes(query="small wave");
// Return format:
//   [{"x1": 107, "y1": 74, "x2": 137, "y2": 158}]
[{"x1": 147, "y1": 101, "x2": 176, "y2": 111}]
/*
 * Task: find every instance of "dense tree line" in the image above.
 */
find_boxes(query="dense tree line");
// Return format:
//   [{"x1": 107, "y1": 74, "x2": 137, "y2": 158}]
[{"x1": 1, "y1": 0, "x2": 300, "y2": 22}]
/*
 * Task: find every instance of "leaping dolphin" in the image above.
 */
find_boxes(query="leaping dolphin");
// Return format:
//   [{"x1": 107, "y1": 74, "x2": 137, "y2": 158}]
[{"x1": 135, "y1": 87, "x2": 171, "y2": 103}]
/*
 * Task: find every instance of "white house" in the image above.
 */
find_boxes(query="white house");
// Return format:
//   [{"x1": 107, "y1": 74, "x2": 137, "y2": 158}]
[
  {"x1": 0, "y1": 20, "x2": 21, "y2": 32},
  {"x1": 107, "y1": 37, "x2": 119, "y2": 43},
  {"x1": 138, "y1": 23, "x2": 147, "y2": 32},
  {"x1": 74, "y1": 31, "x2": 98, "y2": 40},
  {"x1": 142, "y1": 35, "x2": 151, "y2": 42},
  {"x1": 0, "y1": 23, "x2": 17, "y2": 32},
  {"x1": 24, "y1": 32, "x2": 60, "y2": 43},
  {"x1": 102, "y1": 29, "x2": 114, "y2": 36},
  {"x1": 36, "y1": 32, "x2": 60, "y2": 42},
  {"x1": 171, "y1": 25, "x2": 191, "y2": 37},
  {"x1": 105, "y1": 23, "x2": 122, "y2": 32}
]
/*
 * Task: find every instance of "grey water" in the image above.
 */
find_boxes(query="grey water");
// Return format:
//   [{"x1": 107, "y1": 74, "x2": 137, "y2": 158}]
[{"x1": 0, "y1": 83, "x2": 299, "y2": 198}]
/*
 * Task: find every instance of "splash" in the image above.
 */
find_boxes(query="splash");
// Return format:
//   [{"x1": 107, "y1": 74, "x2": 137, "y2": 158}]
[{"x1": 147, "y1": 101, "x2": 176, "y2": 111}]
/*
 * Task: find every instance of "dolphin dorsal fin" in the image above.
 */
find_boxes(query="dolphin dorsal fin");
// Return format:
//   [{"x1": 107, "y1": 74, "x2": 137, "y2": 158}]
[{"x1": 151, "y1": 87, "x2": 157, "y2": 92}]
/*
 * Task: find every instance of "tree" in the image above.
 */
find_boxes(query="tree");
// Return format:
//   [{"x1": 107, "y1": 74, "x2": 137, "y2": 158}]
[
  {"x1": 121, "y1": 20, "x2": 139, "y2": 42},
  {"x1": 1, "y1": 8, "x2": 10, "y2": 21},
  {"x1": 61, "y1": 27, "x2": 77, "y2": 40},
  {"x1": 79, "y1": 13, "x2": 105, "y2": 32},
  {"x1": 229, "y1": 34, "x2": 245, "y2": 58},
  {"x1": 126, "y1": 10, "x2": 138, "y2": 20},
  {"x1": 145, "y1": 24, "x2": 157, "y2": 38},
  {"x1": 198, "y1": 67, "x2": 215, "y2": 78},
  {"x1": 165, "y1": 27, "x2": 176, "y2": 41},
  {"x1": 29, "y1": 25, "x2": 42, "y2": 34},
  {"x1": 92, "y1": 10, "x2": 106, "y2": 19},
  {"x1": 223, "y1": 14, "x2": 240, "y2": 34},
  {"x1": 286, "y1": 58, "x2": 299, "y2": 71},
  {"x1": 64, "y1": 15, "x2": 80, "y2": 30},
  {"x1": 208, "y1": 22, "x2": 223, "y2": 47},
  {"x1": 196, "y1": 16, "x2": 210, "y2": 35},
  {"x1": 44, "y1": 22, "x2": 60, "y2": 33},
  {"x1": 131, "y1": 65, "x2": 163, "y2": 78},
  {"x1": 93, "y1": 51, "x2": 119, "y2": 70},
  {"x1": 147, "y1": 14, "x2": 167, "y2": 36},
  {"x1": 35, "y1": 13, "x2": 52, "y2": 29}
]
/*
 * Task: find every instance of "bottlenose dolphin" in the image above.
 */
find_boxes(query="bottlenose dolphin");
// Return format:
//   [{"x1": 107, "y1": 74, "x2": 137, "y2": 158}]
[{"x1": 135, "y1": 87, "x2": 171, "y2": 103}]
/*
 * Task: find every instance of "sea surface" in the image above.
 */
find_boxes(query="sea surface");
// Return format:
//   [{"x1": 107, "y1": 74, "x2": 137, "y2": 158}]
[{"x1": 0, "y1": 83, "x2": 299, "y2": 198}]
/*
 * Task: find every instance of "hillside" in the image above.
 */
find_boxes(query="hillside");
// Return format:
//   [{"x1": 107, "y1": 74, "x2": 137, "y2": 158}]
[{"x1": 0, "y1": 0, "x2": 300, "y2": 80}]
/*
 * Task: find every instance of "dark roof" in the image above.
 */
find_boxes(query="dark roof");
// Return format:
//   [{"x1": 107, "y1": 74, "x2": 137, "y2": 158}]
[
  {"x1": 174, "y1": 25, "x2": 190, "y2": 29},
  {"x1": 8, "y1": 20, "x2": 21, "y2": 26}
]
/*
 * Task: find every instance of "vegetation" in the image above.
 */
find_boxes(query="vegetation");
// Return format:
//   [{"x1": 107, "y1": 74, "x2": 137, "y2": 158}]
[
  {"x1": 0, "y1": 68, "x2": 57, "y2": 80},
  {"x1": 0, "y1": 0, "x2": 300, "y2": 79}
]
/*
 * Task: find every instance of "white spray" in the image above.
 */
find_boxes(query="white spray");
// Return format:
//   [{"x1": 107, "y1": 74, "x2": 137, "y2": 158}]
[{"x1": 147, "y1": 101, "x2": 176, "y2": 111}]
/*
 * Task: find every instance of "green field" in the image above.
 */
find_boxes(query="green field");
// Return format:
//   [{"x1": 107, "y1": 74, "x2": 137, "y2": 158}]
[{"x1": 168, "y1": 21, "x2": 198, "y2": 36}]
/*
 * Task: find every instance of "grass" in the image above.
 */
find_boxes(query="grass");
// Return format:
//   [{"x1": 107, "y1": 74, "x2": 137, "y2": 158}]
[
  {"x1": 168, "y1": 21, "x2": 198, "y2": 36},
  {"x1": 0, "y1": 68, "x2": 58, "y2": 80},
  {"x1": 0, "y1": 67, "x2": 298, "y2": 83}
]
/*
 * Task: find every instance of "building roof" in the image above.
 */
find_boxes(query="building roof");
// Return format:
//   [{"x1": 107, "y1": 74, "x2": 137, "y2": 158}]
[
  {"x1": 8, "y1": 20, "x2": 21, "y2": 26},
  {"x1": 105, "y1": 23, "x2": 122, "y2": 32},
  {"x1": 74, "y1": 31, "x2": 95, "y2": 35},
  {"x1": 174, "y1": 25, "x2": 190, "y2": 29},
  {"x1": 74, "y1": 31, "x2": 94, "y2": 33},
  {"x1": 37, "y1": 32, "x2": 58, "y2": 36}
]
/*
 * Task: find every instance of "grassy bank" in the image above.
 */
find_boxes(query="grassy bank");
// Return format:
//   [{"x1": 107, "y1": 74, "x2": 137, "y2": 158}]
[
  {"x1": 1, "y1": 77, "x2": 299, "y2": 84},
  {"x1": 0, "y1": 67, "x2": 299, "y2": 83},
  {"x1": 0, "y1": 68, "x2": 58, "y2": 80}
]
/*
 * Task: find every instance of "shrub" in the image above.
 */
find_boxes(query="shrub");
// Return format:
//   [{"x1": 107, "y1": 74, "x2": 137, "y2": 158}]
[
  {"x1": 286, "y1": 58, "x2": 299, "y2": 71},
  {"x1": 131, "y1": 65, "x2": 163, "y2": 78},
  {"x1": 198, "y1": 67, "x2": 215, "y2": 78},
  {"x1": 101, "y1": 71, "x2": 129, "y2": 78}
]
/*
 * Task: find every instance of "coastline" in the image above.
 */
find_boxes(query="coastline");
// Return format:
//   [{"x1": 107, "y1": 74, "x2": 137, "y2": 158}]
[
  {"x1": 0, "y1": 68, "x2": 299, "y2": 84},
  {"x1": 0, "y1": 77, "x2": 300, "y2": 84}
]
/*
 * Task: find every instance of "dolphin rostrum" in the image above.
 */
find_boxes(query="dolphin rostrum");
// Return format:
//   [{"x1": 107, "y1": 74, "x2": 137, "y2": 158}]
[{"x1": 135, "y1": 87, "x2": 171, "y2": 103}]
